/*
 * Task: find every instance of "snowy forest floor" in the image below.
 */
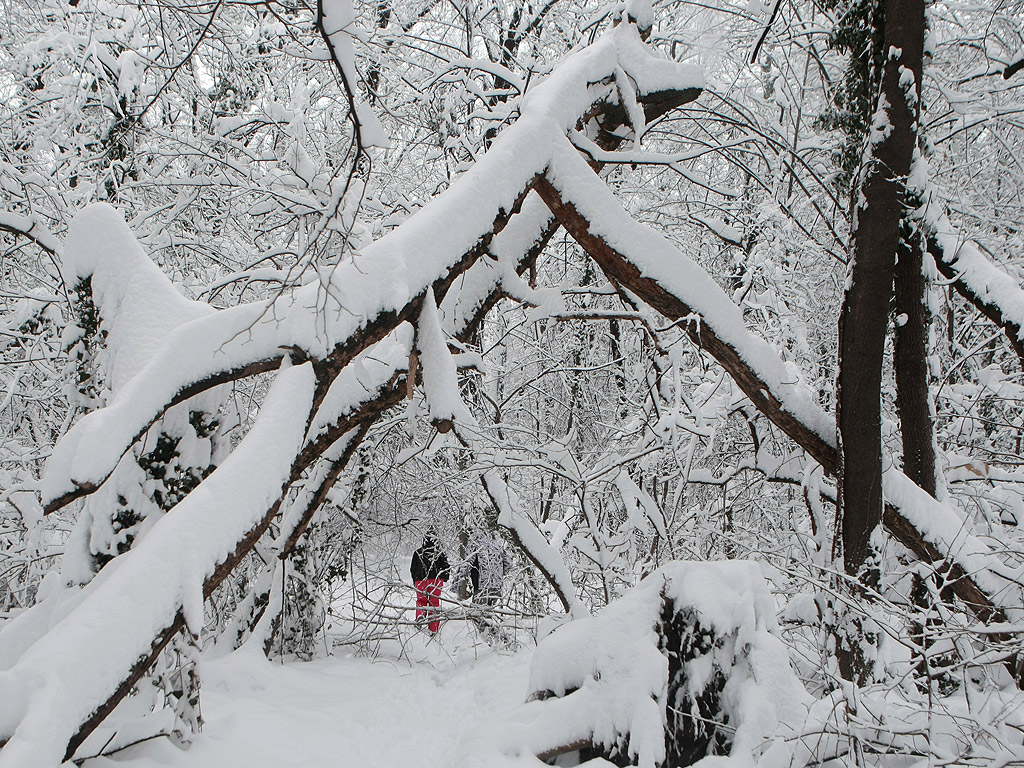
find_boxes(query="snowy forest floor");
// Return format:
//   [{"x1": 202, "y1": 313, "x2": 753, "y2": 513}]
[{"x1": 78, "y1": 622, "x2": 532, "y2": 768}]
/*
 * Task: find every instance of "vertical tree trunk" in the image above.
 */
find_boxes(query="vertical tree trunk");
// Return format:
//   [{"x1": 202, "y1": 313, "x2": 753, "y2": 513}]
[
  {"x1": 895, "y1": 222, "x2": 945, "y2": 683},
  {"x1": 836, "y1": 0, "x2": 926, "y2": 682},
  {"x1": 894, "y1": 232, "x2": 937, "y2": 497},
  {"x1": 365, "y1": 1, "x2": 391, "y2": 101}
]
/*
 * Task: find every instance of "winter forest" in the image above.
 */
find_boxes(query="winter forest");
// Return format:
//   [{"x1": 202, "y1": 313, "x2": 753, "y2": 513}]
[{"x1": 1, "y1": 0, "x2": 1023, "y2": 764}]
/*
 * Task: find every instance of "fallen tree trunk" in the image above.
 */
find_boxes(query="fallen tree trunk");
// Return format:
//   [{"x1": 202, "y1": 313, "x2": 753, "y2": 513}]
[
  {"x1": 0, "y1": 362, "x2": 317, "y2": 767},
  {"x1": 40, "y1": 24, "x2": 703, "y2": 519}
]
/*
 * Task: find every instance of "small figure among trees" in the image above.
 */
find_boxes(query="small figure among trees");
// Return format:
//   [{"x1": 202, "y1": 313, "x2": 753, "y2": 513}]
[
  {"x1": 464, "y1": 530, "x2": 512, "y2": 607},
  {"x1": 410, "y1": 535, "x2": 450, "y2": 633}
]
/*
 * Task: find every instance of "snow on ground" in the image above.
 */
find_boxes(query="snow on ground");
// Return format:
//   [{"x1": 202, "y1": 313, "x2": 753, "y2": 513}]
[{"x1": 79, "y1": 626, "x2": 531, "y2": 768}]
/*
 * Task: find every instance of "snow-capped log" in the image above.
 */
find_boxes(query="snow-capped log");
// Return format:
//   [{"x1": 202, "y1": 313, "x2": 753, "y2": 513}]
[
  {"x1": 40, "y1": 21, "x2": 703, "y2": 518},
  {"x1": 0, "y1": 361, "x2": 316, "y2": 767},
  {"x1": 534, "y1": 138, "x2": 1022, "y2": 631},
  {"x1": 459, "y1": 561, "x2": 808, "y2": 768},
  {"x1": 923, "y1": 210, "x2": 1024, "y2": 365}
]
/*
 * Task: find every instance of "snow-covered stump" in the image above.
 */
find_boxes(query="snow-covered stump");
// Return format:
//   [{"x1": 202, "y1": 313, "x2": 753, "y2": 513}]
[
  {"x1": 462, "y1": 561, "x2": 808, "y2": 768},
  {"x1": 658, "y1": 602, "x2": 732, "y2": 766}
]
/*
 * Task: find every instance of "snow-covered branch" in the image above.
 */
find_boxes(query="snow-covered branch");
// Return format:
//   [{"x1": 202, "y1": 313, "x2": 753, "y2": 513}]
[
  {"x1": 41, "y1": 22, "x2": 702, "y2": 517},
  {"x1": 0, "y1": 19, "x2": 715, "y2": 761},
  {"x1": 477, "y1": 454, "x2": 589, "y2": 618},
  {"x1": 0, "y1": 212, "x2": 59, "y2": 255},
  {"x1": 0, "y1": 361, "x2": 316, "y2": 766},
  {"x1": 922, "y1": 208, "x2": 1024, "y2": 365},
  {"x1": 534, "y1": 136, "x2": 1023, "y2": 628}
]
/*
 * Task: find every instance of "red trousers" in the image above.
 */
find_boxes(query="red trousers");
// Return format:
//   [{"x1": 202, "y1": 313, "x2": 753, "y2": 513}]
[{"x1": 414, "y1": 579, "x2": 444, "y2": 632}]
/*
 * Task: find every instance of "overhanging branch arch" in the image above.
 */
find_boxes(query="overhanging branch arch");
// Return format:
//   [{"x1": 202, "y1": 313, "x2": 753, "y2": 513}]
[{"x1": 1, "y1": 14, "x2": 1021, "y2": 767}]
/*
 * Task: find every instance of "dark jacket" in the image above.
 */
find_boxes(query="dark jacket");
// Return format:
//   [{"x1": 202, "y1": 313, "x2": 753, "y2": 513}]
[{"x1": 411, "y1": 538, "x2": 450, "y2": 582}]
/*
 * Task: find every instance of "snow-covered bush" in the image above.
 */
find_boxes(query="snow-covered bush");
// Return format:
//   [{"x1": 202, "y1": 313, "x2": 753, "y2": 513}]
[{"x1": 462, "y1": 560, "x2": 809, "y2": 767}]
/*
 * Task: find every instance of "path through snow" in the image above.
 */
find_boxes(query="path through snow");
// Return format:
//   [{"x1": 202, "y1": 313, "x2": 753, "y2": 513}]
[{"x1": 81, "y1": 635, "x2": 532, "y2": 768}]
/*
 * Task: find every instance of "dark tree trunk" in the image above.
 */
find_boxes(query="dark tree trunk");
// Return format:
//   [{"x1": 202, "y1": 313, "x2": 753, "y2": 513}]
[
  {"x1": 894, "y1": 230, "x2": 937, "y2": 497},
  {"x1": 835, "y1": 0, "x2": 925, "y2": 682}
]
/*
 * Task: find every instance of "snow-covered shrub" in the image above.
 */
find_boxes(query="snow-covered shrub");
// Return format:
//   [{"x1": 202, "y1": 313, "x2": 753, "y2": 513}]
[{"x1": 463, "y1": 560, "x2": 808, "y2": 767}]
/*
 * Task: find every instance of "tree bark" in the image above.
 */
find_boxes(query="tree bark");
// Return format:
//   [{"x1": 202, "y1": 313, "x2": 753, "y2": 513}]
[
  {"x1": 834, "y1": 0, "x2": 925, "y2": 681},
  {"x1": 894, "y1": 231, "x2": 937, "y2": 497}
]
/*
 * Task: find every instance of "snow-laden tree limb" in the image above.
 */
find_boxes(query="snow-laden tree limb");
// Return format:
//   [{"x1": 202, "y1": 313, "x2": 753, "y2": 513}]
[
  {"x1": 534, "y1": 137, "x2": 1022, "y2": 627},
  {"x1": 920, "y1": 202, "x2": 1024, "y2": 365},
  {"x1": 0, "y1": 361, "x2": 316, "y2": 766},
  {"x1": 0, "y1": 212, "x2": 59, "y2": 254},
  {"x1": 0, "y1": 203, "x2": 227, "y2": 681},
  {"x1": 0, "y1": 22, "x2": 706, "y2": 762},
  {"x1": 538, "y1": 138, "x2": 835, "y2": 464},
  {"x1": 471, "y1": 437, "x2": 589, "y2": 618},
  {"x1": 41, "y1": 22, "x2": 703, "y2": 516}
]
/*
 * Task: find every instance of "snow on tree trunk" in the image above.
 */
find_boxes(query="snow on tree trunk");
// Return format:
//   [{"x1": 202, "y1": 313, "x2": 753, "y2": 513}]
[
  {"x1": 894, "y1": 223, "x2": 937, "y2": 498},
  {"x1": 894, "y1": 196, "x2": 944, "y2": 683},
  {"x1": 834, "y1": 0, "x2": 925, "y2": 682}
]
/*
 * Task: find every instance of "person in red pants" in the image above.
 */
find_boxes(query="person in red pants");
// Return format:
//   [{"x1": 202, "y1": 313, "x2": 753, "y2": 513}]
[{"x1": 410, "y1": 535, "x2": 450, "y2": 633}]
